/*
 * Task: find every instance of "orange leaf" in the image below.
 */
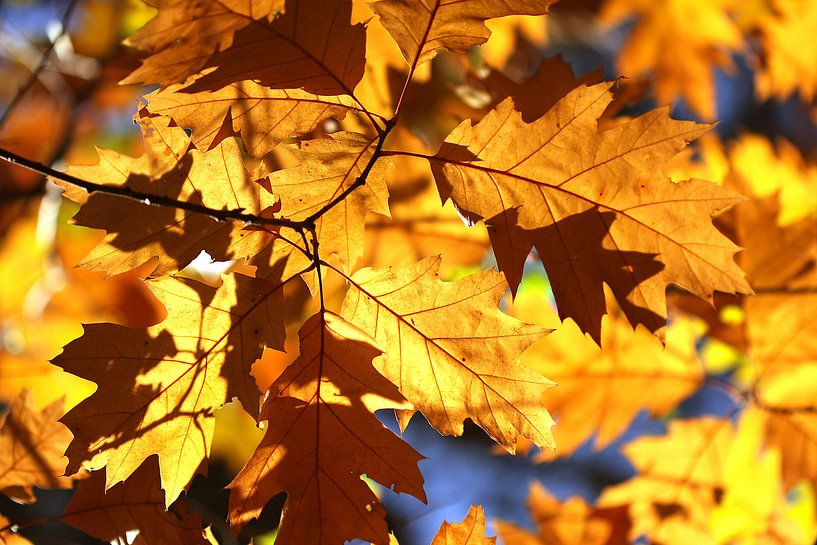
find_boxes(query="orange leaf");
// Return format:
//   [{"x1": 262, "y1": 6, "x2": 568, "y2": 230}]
[
  {"x1": 0, "y1": 390, "x2": 73, "y2": 503},
  {"x1": 228, "y1": 312, "x2": 425, "y2": 544},
  {"x1": 431, "y1": 505, "x2": 496, "y2": 545},
  {"x1": 430, "y1": 83, "x2": 750, "y2": 342}
]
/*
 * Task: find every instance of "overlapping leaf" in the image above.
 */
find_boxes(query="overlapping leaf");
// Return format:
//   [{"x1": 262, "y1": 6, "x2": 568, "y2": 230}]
[
  {"x1": 430, "y1": 83, "x2": 750, "y2": 342},
  {"x1": 192, "y1": 0, "x2": 365, "y2": 95},
  {"x1": 370, "y1": 0, "x2": 556, "y2": 67},
  {"x1": 265, "y1": 132, "x2": 390, "y2": 271},
  {"x1": 62, "y1": 114, "x2": 277, "y2": 277},
  {"x1": 122, "y1": 0, "x2": 284, "y2": 87},
  {"x1": 228, "y1": 312, "x2": 425, "y2": 545},
  {"x1": 146, "y1": 81, "x2": 359, "y2": 157},
  {"x1": 341, "y1": 256, "x2": 555, "y2": 450},
  {"x1": 54, "y1": 273, "x2": 288, "y2": 505},
  {"x1": 62, "y1": 457, "x2": 207, "y2": 545}
]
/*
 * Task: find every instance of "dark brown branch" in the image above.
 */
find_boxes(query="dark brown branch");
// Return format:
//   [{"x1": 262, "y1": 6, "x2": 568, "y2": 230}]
[{"x1": 0, "y1": 146, "x2": 305, "y2": 229}]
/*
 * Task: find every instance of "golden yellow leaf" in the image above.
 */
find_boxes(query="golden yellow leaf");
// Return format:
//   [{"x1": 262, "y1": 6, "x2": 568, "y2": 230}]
[
  {"x1": 228, "y1": 312, "x2": 425, "y2": 545},
  {"x1": 755, "y1": 0, "x2": 817, "y2": 102},
  {"x1": 431, "y1": 506, "x2": 495, "y2": 545},
  {"x1": 369, "y1": 0, "x2": 556, "y2": 68},
  {"x1": 430, "y1": 83, "x2": 750, "y2": 342},
  {"x1": 0, "y1": 390, "x2": 73, "y2": 502},
  {"x1": 54, "y1": 273, "x2": 291, "y2": 505},
  {"x1": 599, "y1": 417, "x2": 735, "y2": 545},
  {"x1": 122, "y1": 0, "x2": 284, "y2": 87},
  {"x1": 340, "y1": 256, "x2": 555, "y2": 451}
]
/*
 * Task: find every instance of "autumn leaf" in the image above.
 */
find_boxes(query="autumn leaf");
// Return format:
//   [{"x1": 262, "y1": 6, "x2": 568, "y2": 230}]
[
  {"x1": 177, "y1": 0, "x2": 366, "y2": 96},
  {"x1": 146, "y1": 81, "x2": 359, "y2": 157},
  {"x1": 755, "y1": 0, "x2": 817, "y2": 102},
  {"x1": 598, "y1": 417, "x2": 735, "y2": 544},
  {"x1": 266, "y1": 131, "x2": 390, "y2": 271},
  {"x1": 121, "y1": 0, "x2": 284, "y2": 87},
  {"x1": 508, "y1": 285, "x2": 703, "y2": 457},
  {"x1": 430, "y1": 506, "x2": 495, "y2": 545},
  {"x1": 54, "y1": 272, "x2": 291, "y2": 505},
  {"x1": 62, "y1": 457, "x2": 207, "y2": 545},
  {"x1": 370, "y1": 0, "x2": 556, "y2": 68},
  {"x1": 363, "y1": 127, "x2": 489, "y2": 274},
  {"x1": 228, "y1": 312, "x2": 425, "y2": 545},
  {"x1": 429, "y1": 82, "x2": 750, "y2": 342},
  {"x1": 0, "y1": 390, "x2": 73, "y2": 503},
  {"x1": 62, "y1": 114, "x2": 278, "y2": 278},
  {"x1": 340, "y1": 256, "x2": 555, "y2": 451}
]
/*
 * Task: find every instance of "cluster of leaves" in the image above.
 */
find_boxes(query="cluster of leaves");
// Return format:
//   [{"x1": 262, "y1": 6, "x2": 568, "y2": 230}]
[{"x1": 2, "y1": 0, "x2": 817, "y2": 544}]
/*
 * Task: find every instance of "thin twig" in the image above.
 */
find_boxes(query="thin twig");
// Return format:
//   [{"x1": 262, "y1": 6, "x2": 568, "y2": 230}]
[{"x1": 0, "y1": 0, "x2": 80, "y2": 130}]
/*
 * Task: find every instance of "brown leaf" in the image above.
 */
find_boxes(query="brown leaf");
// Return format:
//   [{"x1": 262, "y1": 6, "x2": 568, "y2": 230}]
[
  {"x1": 120, "y1": 0, "x2": 284, "y2": 87},
  {"x1": 54, "y1": 273, "x2": 290, "y2": 505},
  {"x1": 163, "y1": 0, "x2": 366, "y2": 96},
  {"x1": 431, "y1": 505, "x2": 496, "y2": 545},
  {"x1": 0, "y1": 391, "x2": 73, "y2": 503},
  {"x1": 370, "y1": 0, "x2": 556, "y2": 67},
  {"x1": 62, "y1": 457, "x2": 207, "y2": 545},
  {"x1": 228, "y1": 312, "x2": 425, "y2": 545},
  {"x1": 340, "y1": 256, "x2": 555, "y2": 451},
  {"x1": 430, "y1": 83, "x2": 750, "y2": 342}
]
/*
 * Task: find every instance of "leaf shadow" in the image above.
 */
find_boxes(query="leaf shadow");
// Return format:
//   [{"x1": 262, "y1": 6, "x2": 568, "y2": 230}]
[{"x1": 487, "y1": 207, "x2": 666, "y2": 343}]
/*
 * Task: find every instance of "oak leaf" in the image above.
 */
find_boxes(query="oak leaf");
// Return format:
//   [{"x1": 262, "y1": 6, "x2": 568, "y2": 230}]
[
  {"x1": 228, "y1": 312, "x2": 425, "y2": 545},
  {"x1": 340, "y1": 256, "x2": 555, "y2": 451},
  {"x1": 430, "y1": 83, "x2": 750, "y2": 342},
  {"x1": 370, "y1": 0, "x2": 556, "y2": 68},
  {"x1": 63, "y1": 114, "x2": 278, "y2": 277},
  {"x1": 755, "y1": 0, "x2": 817, "y2": 102},
  {"x1": 54, "y1": 273, "x2": 289, "y2": 505},
  {"x1": 62, "y1": 457, "x2": 207, "y2": 545},
  {"x1": 598, "y1": 417, "x2": 735, "y2": 545},
  {"x1": 0, "y1": 390, "x2": 73, "y2": 503},
  {"x1": 431, "y1": 505, "x2": 495, "y2": 545}
]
